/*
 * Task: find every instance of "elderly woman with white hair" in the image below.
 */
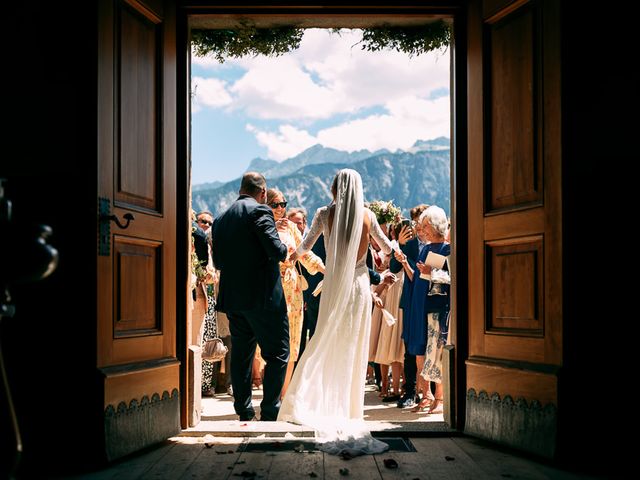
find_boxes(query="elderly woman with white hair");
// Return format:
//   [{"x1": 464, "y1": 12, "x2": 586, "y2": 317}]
[{"x1": 394, "y1": 205, "x2": 450, "y2": 413}]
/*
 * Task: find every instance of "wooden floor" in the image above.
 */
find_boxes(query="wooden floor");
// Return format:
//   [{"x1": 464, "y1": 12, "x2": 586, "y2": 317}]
[
  {"x1": 44, "y1": 387, "x2": 601, "y2": 479},
  {"x1": 53, "y1": 435, "x2": 598, "y2": 479}
]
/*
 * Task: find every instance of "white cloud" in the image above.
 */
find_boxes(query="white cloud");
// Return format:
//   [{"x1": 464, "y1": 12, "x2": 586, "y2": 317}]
[
  {"x1": 191, "y1": 76, "x2": 232, "y2": 113},
  {"x1": 300, "y1": 29, "x2": 450, "y2": 111},
  {"x1": 248, "y1": 94, "x2": 449, "y2": 158},
  {"x1": 246, "y1": 123, "x2": 317, "y2": 160},
  {"x1": 318, "y1": 96, "x2": 450, "y2": 151},
  {"x1": 196, "y1": 29, "x2": 449, "y2": 121},
  {"x1": 230, "y1": 57, "x2": 343, "y2": 120}
]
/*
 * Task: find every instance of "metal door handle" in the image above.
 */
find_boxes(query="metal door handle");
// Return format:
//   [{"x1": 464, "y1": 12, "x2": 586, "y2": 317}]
[{"x1": 101, "y1": 212, "x2": 134, "y2": 229}]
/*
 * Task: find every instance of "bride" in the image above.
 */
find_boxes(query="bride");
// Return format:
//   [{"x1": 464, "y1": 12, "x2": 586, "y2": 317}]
[{"x1": 278, "y1": 168, "x2": 393, "y2": 455}]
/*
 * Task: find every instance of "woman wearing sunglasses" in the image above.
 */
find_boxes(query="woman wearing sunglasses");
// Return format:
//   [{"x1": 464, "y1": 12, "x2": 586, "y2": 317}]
[{"x1": 261, "y1": 188, "x2": 325, "y2": 398}]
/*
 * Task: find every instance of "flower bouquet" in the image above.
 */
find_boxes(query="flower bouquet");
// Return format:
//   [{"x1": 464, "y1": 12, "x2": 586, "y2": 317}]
[{"x1": 368, "y1": 200, "x2": 402, "y2": 225}]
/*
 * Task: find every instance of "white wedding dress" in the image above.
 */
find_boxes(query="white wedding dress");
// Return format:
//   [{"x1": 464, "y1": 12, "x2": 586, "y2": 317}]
[{"x1": 277, "y1": 169, "x2": 393, "y2": 455}]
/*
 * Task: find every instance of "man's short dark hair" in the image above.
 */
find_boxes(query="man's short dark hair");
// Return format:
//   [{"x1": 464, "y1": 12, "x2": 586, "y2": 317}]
[{"x1": 240, "y1": 171, "x2": 266, "y2": 195}]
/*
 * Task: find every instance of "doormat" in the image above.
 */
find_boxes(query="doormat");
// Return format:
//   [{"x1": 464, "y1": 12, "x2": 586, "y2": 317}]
[{"x1": 239, "y1": 437, "x2": 416, "y2": 453}]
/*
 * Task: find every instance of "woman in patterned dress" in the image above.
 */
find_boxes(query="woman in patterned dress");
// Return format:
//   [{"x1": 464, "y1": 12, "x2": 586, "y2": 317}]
[{"x1": 267, "y1": 188, "x2": 325, "y2": 398}]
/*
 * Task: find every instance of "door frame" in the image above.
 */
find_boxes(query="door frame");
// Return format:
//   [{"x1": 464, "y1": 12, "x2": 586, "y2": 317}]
[{"x1": 175, "y1": 2, "x2": 469, "y2": 432}]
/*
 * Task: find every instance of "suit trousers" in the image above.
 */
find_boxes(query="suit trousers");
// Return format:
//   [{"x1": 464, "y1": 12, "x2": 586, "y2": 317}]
[
  {"x1": 227, "y1": 308, "x2": 289, "y2": 421},
  {"x1": 402, "y1": 343, "x2": 417, "y2": 397},
  {"x1": 299, "y1": 299, "x2": 319, "y2": 358}
]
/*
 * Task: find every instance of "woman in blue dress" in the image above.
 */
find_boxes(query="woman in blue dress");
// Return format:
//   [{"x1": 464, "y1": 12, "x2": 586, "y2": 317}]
[{"x1": 394, "y1": 205, "x2": 450, "y2": 412}]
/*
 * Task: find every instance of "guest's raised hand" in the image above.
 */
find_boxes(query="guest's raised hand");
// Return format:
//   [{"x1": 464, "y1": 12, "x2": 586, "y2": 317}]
[
  {"x1": 394, "y1": 249, "x2": 407, "y2": 264},
  {"x1": 398, "y1": 225, "x2": 413, "y2": 245},
  {"x1": 381, "y1": 271, "x2": 397, "y2": 285}
]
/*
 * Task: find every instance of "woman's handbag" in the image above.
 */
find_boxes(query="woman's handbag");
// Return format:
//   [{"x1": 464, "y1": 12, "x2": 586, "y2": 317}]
[
  {"x1": 202, "y1": 337, "x2": 228, "y2": 362},
  {"x1": 296, "y1": 261, "x2": 309, "y2": 291}
]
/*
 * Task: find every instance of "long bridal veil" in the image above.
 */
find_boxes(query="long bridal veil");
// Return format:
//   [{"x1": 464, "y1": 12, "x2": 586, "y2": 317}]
[
  {"x1": 316, "y1": 169, "x2": 363, "y2": 340},
  {"x1": 278, "y1": 169, "x2": 389, "y2": 456}
]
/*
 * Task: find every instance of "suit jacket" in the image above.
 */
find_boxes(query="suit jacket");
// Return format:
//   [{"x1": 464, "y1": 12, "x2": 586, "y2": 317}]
[
  {"x1": 302, "y1": 233, "x2": 326, "y2": 306},
  {"x1": 211, "y1": 195, "x2": 288, "y2": 313},
  {"x1": 366, "y1": 248, "x2": 381, "y2": 285},
  {"x1": 389, "y1": 237, "x2": 420, "y2": 310}
]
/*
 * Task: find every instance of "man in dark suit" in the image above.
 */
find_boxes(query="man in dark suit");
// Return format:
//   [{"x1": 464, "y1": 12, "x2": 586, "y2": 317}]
[{"x1": 211, "y1": 172, "x2": 291, "y2": 421}]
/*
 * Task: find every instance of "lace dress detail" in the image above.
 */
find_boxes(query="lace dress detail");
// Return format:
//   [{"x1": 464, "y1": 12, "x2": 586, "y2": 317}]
[
  {"x1": 280, "y1": 200, "x2": 393, "y2": 455},
  {"x1": 298, "y1": 207, "x2": 391, "y2": 267}
]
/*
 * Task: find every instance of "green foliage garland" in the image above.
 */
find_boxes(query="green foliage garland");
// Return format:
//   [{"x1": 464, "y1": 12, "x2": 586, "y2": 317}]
[
  {"x1": 359, "y1": 22, "x2": 450, "y2": 57},
  {"x1": 192, "y1": 23, "x2": 304, "y2": 63},
  {"x1": 191, "y1": 20, "x2": 450, "y2": 62}
]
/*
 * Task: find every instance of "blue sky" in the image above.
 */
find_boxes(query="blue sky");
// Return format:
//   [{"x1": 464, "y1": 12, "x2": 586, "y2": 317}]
[{"x1": 191, "y1": 29, "x2": 450, "y2": 184}]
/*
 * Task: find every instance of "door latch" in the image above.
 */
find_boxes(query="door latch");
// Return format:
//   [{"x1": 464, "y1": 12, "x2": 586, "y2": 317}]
[{"x1": 98, "y1": 198, "x2": 135, "y2": 256}]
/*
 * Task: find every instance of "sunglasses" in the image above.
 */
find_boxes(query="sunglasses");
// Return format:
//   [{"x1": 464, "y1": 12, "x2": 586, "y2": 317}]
[
  {"x1": 197, "y1": 219, "x2": 212, "y2": 226},
  {"x1": 269, "y1": 201, "x2": 288, "y2": 209}
]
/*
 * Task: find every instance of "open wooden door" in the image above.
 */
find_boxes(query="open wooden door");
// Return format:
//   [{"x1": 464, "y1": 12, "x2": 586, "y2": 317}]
[
  {"x1": 465, "y1": 0, "x2": 562, "y2": 458},
  {"x1": 97, "y1": 0, "x2": 180, "y2": 460}
]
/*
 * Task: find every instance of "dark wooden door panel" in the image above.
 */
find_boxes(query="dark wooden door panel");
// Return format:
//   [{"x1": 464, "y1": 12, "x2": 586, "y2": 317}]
[
  {"x1": 117, "y1": 2, "x2": 161, "y2": 211},
  {"x1": 114, "y1": 236, "x2": 162, "y2": 335},
  {"x1": 98, "y1": 0, "x2": 178, "y2": 461},
  {"x1": 466, "y1": 0, "x2": 562, "y2": 458},
  {"x1": 488, "y1": 5, "x2": 540, "y2": 211},
  {"x1": 486, "y1": 236, "x2": 543, "y2": 335}
]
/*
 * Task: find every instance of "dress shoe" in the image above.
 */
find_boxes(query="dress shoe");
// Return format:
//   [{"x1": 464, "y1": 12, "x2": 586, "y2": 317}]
[{"x1": 396, "y1": 393, "x2": 418, "y2": 408}]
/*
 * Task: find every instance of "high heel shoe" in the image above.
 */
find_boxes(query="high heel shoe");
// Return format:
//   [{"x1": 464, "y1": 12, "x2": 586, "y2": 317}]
[
  {"x1": 427, "y1": 397, "x2": 443, "y2": 413},
  {"x1": 410, "y1": 397, "x2": 433, "y2": 413},
  {"x1": 378, "y1": 379, "x2": 390, "y2": 398}
]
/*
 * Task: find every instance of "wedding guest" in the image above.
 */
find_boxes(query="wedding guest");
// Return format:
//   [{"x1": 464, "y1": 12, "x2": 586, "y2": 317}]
[
  {"x1": 287, "y1": 207, "x2": 308, "y2": 236},
  {"x1": 196, "y1": 210, "x2": 213, "y2": 233},
  {"x1": 391, "y1": 204, "x2": 430, "y2": 408},
  {"x1": 368, "y1": 229, "x2": 393, "y2": 397},
  {"x1": 414, "y1": 205, "x2": 450, "y2": 413},
  {"x1": 200, "y1": 218, "x2": 221, "y2": 397},
  {"x1": 253, "y1": 207, "x2": 310, "y2": 386},
  {"x1": 211, "y1": 172, "x2": 291, "y2": 422},
  {"x1": 267, "y1": 188, "x2": 325, "y2": 398},
  {"x1": 190, "y1": 210, "x2": 215, "y2": 395},
  {"x1": 371, "y1": 222, "x2": 406, "y2": 402},
  {"x1": 395, "y1": 205, "x2": 450, "y2": 413},
  {"x1": 213, "y1": 309, "x2": 233, "y2": 396}
]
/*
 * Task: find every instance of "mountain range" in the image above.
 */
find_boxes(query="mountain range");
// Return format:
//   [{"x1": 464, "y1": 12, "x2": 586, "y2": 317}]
[{"x1": 192, "y1": 137, "x2": 450, "y2": 221}]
